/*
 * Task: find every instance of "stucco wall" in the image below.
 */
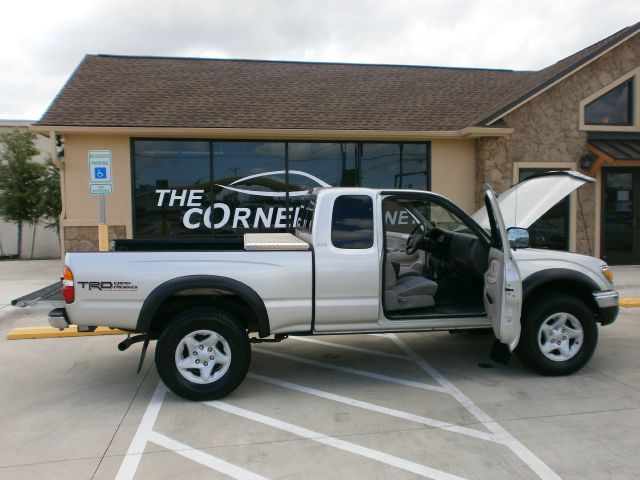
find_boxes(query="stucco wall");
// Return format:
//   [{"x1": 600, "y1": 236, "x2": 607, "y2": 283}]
[
  {"x1": 431, "y1": 139, "x2": 476, "y2": 213},
  {"x1": 61, "y1": 134, "x2": 132, "y2": 252},
  {"x1": 476, "y1": 33, "x2": 640, "y2": 257}
]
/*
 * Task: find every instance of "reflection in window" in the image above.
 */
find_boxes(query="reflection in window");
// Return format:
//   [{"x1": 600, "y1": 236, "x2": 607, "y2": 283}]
[
  {"x1": 132, "y1": 140, "x2": 429, "y2": 237},
  {"x1": 133, "y1": 140, "x2": 210, "y2": 237},
  {"x1": 213, "y1": 142, "x2": 286, "y2": 232},
  {"x1": 519, "y1": 169, "x2": 569, "y2": 250},
  {"x1": 361, "y1": 143, "x2": 427, "y2": 189},
  {"x1": 585, "y1": 79, "x2": 633, "y2": 126},
  {"x1": 331, "y1": 196, "x2": 374, "y2": 249},
  {"x1": 288, "y1": 143, "x2": 358, "y2": 192}
]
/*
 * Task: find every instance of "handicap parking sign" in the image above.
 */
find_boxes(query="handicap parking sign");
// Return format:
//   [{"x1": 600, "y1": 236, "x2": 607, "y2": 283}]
[
  {"x1": 88, "y1": 150, "x2": 112, "y2": 184},
  {"x1": 88, "y1": 150, "x2": 112, "y2": 194}
]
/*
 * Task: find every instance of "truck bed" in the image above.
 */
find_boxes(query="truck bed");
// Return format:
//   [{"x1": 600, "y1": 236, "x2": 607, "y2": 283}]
[{"x1": 113, "y1": 233, "x2": 309, "y2": 252}]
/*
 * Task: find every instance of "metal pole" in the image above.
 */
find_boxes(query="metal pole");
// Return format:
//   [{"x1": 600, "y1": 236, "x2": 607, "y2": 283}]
[
  {"x1": 99, "y1": 194, "x2": 106, "y2": 224},
  {"x1": 98, "y1": 194, "x2": 108, "y2": 252}
]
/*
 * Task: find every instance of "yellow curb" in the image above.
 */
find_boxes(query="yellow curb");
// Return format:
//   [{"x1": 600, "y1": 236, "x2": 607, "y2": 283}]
[
  {"x1": 7, "y1": 325, "x2": 127, "y2": 340},
  {"x1": 620, "y1": 298, "x2": 640, "y2": 308}
]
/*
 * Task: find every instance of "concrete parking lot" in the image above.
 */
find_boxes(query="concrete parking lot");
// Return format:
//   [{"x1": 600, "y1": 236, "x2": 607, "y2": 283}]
[{"x1": 1, "y1": 260, "x2": 640, "y2": 479}]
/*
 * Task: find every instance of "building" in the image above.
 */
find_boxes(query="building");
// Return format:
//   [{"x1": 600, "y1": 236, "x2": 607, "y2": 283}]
[
  {"x1": 32, "y1": 22, "x2": 640, "y2": 264},
  {"x1": 0, "y1": 120, "x2": 60, "y2": 259}
]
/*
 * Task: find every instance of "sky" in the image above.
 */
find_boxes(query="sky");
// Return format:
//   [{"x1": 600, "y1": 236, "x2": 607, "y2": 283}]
[{"x1": 1, "y1": 0, "x2": 638, "y2": 120}]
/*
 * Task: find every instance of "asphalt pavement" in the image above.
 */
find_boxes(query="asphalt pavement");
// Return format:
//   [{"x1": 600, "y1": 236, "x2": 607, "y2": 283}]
[{"x1": 0, "y1": 259, "x2": 639, "y2": 480}]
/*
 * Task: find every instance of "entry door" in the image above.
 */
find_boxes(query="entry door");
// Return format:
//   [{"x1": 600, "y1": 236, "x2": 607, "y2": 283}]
[{"x1": 602, "y1": 168, "x2": 640, "y2": 265}]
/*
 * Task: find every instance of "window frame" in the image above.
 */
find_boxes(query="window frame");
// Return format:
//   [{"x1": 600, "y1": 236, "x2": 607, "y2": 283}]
[
  {"x1": 579, "y1": 67, "x2": 640, "y2": 132},
  {"x1": 330, "y1": 195, "x2": 375, "y2": 250},
  {"x1": 130, "y1": 138, "x2": 430, "y2": 238},
  {"x1": 584, "y1": 78, "x2": 634, "y2": 127}
]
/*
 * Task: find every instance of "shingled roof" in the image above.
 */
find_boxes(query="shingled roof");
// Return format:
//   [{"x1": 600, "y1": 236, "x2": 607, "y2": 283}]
[{"x1": 36, "y1": 22, "x2": 640, "y2": 132}]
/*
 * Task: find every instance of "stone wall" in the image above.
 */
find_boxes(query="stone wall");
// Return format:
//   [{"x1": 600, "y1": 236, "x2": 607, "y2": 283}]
[
  {"x1": 476, "y1": 33, "x2": 640, "y2": 256},
  {"x1": 64, "y1": 226, "x2": 127, "y2": 252}
]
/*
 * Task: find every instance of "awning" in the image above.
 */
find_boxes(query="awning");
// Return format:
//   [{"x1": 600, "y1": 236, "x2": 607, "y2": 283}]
[{"x1": 586, "y1": 133, "x2": 640, "y2": 175}]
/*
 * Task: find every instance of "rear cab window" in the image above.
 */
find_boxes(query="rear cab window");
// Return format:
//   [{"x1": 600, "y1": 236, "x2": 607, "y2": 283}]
[
  {"x1": 331, "y1": 195, "x2": 374, "y2": 249},
  {"x1": 296, "y1": 195, "x2": 317, "y2": 232}
]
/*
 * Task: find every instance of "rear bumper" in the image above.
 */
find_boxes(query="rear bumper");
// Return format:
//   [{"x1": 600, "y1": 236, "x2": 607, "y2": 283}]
[
  {"x1": 593, "y1": 290, "x2": 619, "y2": 326},
  {"x1": 48, "y1": 308, "x2": 70, "y2": 329}
]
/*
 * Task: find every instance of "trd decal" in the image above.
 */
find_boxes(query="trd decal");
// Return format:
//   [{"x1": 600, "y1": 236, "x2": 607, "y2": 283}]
[{"x1": 77, "y1": 281, "x2": 138, "y2": 291}]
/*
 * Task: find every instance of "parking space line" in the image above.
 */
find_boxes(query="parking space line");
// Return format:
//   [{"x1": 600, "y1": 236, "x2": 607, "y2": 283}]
[
  {"x1": 291, "y1": 336, "x2": 411, "y2": 360},
  {"x1": 249, "y1": 373, "x2": 497, "y2": 442},
  {"x1": 253, "y1": 348, "x2": 447, "y2": 393},
  {"x1": 115, "y1": 383, "x2": 167, "y2": 480},
  {"x1": 147, "y1": 431, "x2": 269, "y2": 480},
  {"x1": 205, "y1": 400, "x2": 468, "y2": 480},
  {"x1": 389, "y1": 334, "x2": 561, "y2": 480}
]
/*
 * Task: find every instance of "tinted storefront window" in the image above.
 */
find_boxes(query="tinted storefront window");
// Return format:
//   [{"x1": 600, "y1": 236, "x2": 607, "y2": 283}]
[
  {"x1": 361, "y1": 143, "x2": 428, "y2": 189},
  {"x1": 133, "y1": 140, "x2": 429, "y2": 237},
  {"x1": 214, "y1": 142, "x2": 286, "y2": 232},
  {"x1": 288, "y1": 143, "x2": 358, "y2": 190},
  {"x1": 133, "y1": 140, "x2": 211, "y2": 236}
]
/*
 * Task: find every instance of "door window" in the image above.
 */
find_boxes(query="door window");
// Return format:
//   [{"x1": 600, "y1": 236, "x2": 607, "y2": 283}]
[
  {"x1": 331, "y1": 196, "x2": 374, "y2": 249},
  {"x1": 602, "y1": 169, "x2": 639, "y2": 264}
]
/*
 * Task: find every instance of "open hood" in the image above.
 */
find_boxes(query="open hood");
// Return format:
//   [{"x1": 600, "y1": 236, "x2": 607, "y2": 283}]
[{"x1": 471, "y1": 171, "x2": 595, "y2": 230}]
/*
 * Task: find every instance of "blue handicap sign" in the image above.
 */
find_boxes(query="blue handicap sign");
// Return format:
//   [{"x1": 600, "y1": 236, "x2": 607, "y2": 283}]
[{"x1": 94, "y1": 167, "x2": 107, "y2": 179}]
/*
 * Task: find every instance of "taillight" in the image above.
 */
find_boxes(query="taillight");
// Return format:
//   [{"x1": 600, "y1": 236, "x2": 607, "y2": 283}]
[{"x1": 62, "y1": 266, "x2": 75, "y2": 303}]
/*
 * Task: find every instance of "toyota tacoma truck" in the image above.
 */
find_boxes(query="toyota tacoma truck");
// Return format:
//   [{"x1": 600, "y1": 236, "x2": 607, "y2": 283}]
[{"x1": 49, "y1": 171, "x2": 619, "y2": 401}]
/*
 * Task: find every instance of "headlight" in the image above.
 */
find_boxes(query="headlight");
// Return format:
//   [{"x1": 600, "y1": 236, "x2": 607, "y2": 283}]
[{"x1": 601, "y1": 265, "x2": 614, "y2": 284}]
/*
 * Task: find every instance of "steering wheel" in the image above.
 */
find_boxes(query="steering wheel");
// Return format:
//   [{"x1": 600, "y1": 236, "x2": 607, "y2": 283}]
[
  {"x1": 405, "y1": 225, "x2": 424, "y2": 255},
  {"x1": 423, "y1": 227, "x2": 447, "y2": 254}
]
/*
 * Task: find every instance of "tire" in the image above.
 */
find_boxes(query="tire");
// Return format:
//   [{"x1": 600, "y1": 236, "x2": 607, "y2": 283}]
[
  {"x1": 516, "y1": 294, "x2": 598, "y2": 376},
  {"x1": 155, "y1": 307, "x2": 251, "y2": 401}
]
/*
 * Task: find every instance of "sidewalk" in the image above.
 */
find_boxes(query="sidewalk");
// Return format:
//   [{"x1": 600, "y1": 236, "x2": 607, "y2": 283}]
[
  {"x1": 0, "y1": 259, "x2": 61, "y2": 314},
  {"x1": 611, "y1": 265, "x2": 640, "y2": 298}
]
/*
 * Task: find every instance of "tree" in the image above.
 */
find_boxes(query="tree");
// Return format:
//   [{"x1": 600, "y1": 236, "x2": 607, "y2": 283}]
[{"x1": 0, "y1": 129, "x2": 46, "y2": 258}]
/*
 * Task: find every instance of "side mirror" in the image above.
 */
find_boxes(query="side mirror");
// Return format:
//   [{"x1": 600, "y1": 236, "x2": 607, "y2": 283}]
[{"x1": 507, "y1": 227, "x2": 529, "y2": 249}]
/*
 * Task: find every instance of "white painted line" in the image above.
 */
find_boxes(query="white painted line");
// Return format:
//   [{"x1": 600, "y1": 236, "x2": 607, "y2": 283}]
[
  {"x1": 115, "y1": 383, "x2": 168, "y2": 480},
  {"x1": 249, "y1": 373, "x2": 497, "y2": 443},
  {"x1": 389, "y1": 334, "x2": 561, "y2": 480},
  {"x1": 205, "y1": 400, "x2": 468, "y2": 480},
  {"x1": 148, "y1": 431, "x2": 269, "y2": 480},
  {"x1": 291, "y1": 336, "x2": 411, "y2": 361},
  {"x1": 253, "y1": 347, "x2": 446, "y2": 393}
]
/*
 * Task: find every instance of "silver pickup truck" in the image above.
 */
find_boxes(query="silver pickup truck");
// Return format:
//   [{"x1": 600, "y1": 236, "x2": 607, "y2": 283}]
[{"x1": 50, "y1": 171, "x2": 619, "y2": 401}]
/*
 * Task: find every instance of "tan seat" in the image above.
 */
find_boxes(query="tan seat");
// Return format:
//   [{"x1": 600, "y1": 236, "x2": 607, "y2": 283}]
[{"x1": 384, "y1": 260, "x2": 438, "y2": 311}]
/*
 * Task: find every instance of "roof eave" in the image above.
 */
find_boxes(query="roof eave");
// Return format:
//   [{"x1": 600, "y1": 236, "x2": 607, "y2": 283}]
[{"x1": 30, "y1": 125, "x2": 514, "y2": 139}]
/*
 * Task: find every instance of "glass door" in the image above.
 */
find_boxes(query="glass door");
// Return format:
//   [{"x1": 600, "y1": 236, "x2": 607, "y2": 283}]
[{"x1": 602, "y1": 168, "x2": 640, "y2": 265}]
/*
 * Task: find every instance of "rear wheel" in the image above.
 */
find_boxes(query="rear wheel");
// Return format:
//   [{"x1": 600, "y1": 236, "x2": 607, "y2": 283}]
[
  {"x1": 155, "y1": 307, "x2": 251, "y2": 401},
  {"x1": 517, "y1": 294, "x2": 597, "y2": 376}
]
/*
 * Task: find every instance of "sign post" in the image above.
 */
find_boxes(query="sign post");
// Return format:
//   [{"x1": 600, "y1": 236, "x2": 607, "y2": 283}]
[{"x1": 88, "y1": 150, "x2": 113, "y2": 252}]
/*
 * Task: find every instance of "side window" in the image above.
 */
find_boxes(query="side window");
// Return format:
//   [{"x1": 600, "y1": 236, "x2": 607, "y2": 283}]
[
  {"x1": 331, "y1": 195, "x2": 374, "y2": 249},
  {"x1": 584, "y1": 79, "x2": 633, "y2": 126},
  {"x1": 384, "y1": 199, "x2": 421, "y2": 234},
  {"x1": 296, "y1": 195, "x2": 316, "y2": 232}
]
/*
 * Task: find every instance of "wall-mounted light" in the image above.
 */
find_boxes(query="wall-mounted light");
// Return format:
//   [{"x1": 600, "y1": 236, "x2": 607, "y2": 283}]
[
  {"x1": 579, "y1": 152, "x2": 596, "y2": 170},
  {"x1": 55, "y1": 134, "x2": 65, "y2": 162}
]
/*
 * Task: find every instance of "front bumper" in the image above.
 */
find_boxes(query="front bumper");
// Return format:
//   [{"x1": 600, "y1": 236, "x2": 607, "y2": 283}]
[
  {"x1": 593, "y1": 290, "x2": 619, "y2": 325},
  {"x1": 48, "y1": 307, "x2": 69, "y2": 330}
]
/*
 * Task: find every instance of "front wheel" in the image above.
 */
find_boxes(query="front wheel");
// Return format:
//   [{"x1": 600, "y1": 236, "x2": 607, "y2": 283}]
[
  {"x1": 155, "y1": 307, "x2": 251, "y2": 401},
  {"x1": 516, "y1": 294, "x2": 598, "y2": 376}
]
